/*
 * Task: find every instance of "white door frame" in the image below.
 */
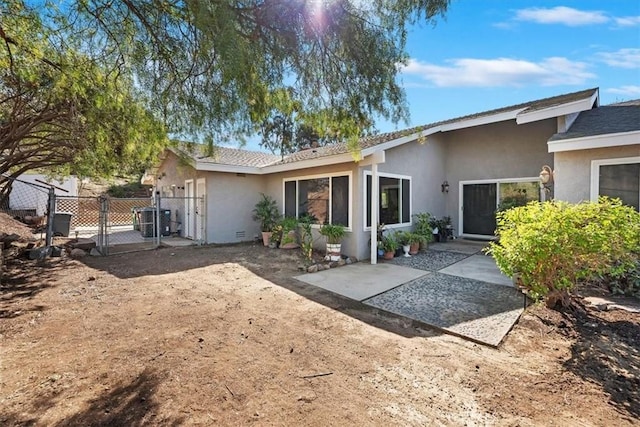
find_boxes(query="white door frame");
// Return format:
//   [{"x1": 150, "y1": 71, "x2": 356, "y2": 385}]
[
  {"x1": 184, "y1": 179, "x2": 195, "y2": 239},
  {"x1": 196, "y1": 178, "x2": 206, "y2": 242}
]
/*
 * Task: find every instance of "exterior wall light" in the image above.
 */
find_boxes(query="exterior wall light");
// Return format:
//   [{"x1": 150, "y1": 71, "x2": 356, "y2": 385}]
[
  {"x1": 441, "y1": 180, "x2": 450, "y2": 193},
  {"x1": 539, "y1": 165, "x2": 554, "y2": 185},
  {"x1": 539, "y1": 165, "x2": 554, "y2": 202}
]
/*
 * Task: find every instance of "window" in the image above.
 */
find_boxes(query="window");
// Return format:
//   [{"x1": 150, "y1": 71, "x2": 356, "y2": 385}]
[
  {"x1": 365, "y1": 172, "x2": 411, "y2": 228},
  {"x1": 283, "y1": 174, "x2": 350, "y2": 226},
  {"x1": 592, "y1": 157, "x2": 640, "y2": 211}
]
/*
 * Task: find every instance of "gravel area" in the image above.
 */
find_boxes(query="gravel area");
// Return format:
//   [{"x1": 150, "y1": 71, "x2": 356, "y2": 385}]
[
  {"x1": 389, "y1": 249, "x2": 470, "y2": 271},
  {"x1": 363, "y1": 272, "x2": 525, "y2": 346}
]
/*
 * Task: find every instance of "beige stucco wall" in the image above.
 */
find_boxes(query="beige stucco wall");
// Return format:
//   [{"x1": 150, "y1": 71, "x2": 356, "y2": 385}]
[
  {"x1": 156, "y1": 151, "x2": 268, "y2": 243},
  {"x1": 263, "y1": 161, "x2": 362, "y2": 257},
  {"x1": 554, "y1": 144, "x2": 640, "y2": 203},
  {"x1": 205, "y1": 172, "x2": 267, "y2": 243},
  {"x1": 442, "y1": 119, "x2": 556, "y2": 233},
  {"x1": 259, "y1": 137, "x2": 448, "y2": 261}
]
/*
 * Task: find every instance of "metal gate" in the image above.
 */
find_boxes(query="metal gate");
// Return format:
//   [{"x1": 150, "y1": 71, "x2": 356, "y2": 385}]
[{"x1": 54, "y1": 194, "x2": 205, "y2": 255}]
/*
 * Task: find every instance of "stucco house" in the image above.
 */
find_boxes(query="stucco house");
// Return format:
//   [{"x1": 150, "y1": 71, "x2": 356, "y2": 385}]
[{"x1": 144, "y1": 87, "x2": 639, "y2": 261}]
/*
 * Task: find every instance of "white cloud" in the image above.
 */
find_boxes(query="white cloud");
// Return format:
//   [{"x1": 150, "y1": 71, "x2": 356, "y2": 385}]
[
  {"x1": 606, "y1": 86, "x2": 640, "y2": 97},
  {"x1": 514, "y1": 6, "x2": 609, "y2": 26},
  {"x1": 401, "y1": 57, "x2": 595, "y2": 87},
  {"x1": 615, "y1": 16, "x2": 640, "y2": 27},
  {"x1": 597, "y1": 48, "x2": 640, "y2": 68}
]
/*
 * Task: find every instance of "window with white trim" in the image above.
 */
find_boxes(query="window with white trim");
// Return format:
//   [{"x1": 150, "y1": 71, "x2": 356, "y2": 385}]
[
  {"x1": 284, "y1": 174, "x2": 350, "y2": 226},
  {"x1": 592, "y1": 158, "x2": 640, "y2": 211},
  {"x1": 365, "y1": 172, "x2": 411, "y2": 228}
]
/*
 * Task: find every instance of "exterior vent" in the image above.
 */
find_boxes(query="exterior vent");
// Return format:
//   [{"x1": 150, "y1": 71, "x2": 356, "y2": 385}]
[
  {"x1": 236, "y1": 173, "x2": 246, "y2": 177},
  {"x1": 235, "y1": 231, "x2": 245, "y2": 238}
]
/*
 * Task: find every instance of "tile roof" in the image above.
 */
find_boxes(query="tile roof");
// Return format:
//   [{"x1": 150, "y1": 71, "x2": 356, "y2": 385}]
[
  {"x1": 268, "y1": 87, "x2": 599, "y2": 165},
  {"x1": 180, "y1": 88, "x2": 599, "y2": 168},
  {"x1": 180, "y1": 145, "x2": 281, "y2": 168},
  {"x1": 549, "y1": 100, "x2": 640, "y2": 141}
]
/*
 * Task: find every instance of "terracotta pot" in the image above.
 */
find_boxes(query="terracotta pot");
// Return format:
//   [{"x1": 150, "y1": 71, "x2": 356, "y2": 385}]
[
  {"x1": 261, "y1": 231, "x2": 272, "y2": 247},
  {"x1": 383, "y1": 251, "x2": 394, "y2": 260},
  {"x1": 409, "y1": 242, "x2": 420, "y2": 255}
]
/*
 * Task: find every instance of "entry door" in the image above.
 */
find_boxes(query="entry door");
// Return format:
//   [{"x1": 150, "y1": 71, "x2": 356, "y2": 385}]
[
  {"x1": 195, "y1": 178, "x2": 206, "y2": 241},
  {"x1": 462, "y1": 183, "x2": 497, "y2": 236},
  {"x1": 184, "y1": 180, "x2": 194, "y2": 239}
]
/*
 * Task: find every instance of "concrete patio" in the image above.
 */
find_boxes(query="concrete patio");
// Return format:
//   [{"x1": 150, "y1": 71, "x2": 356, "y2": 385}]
[{"x1": 295, "y1": 241, "x2": 525, "y2": 347}]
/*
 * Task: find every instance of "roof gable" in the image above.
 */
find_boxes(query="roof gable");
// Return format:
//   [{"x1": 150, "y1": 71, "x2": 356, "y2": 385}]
[
  {"x1": 549, "y1": 102, "x2": 640, "y2": 141},
  {"x1": 170, "y1": 88, "x2": 600, "y2": 172}
]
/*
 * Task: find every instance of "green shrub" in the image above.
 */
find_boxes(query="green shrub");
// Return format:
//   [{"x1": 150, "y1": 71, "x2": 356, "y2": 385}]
[{"x1": 487, "y1": 198, "x2": 640, "y2": 308}]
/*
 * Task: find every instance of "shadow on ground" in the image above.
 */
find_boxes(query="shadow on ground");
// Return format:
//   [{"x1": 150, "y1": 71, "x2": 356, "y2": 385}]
[
  {"x1": 541, "y1": 301, "x2": 640, "y2": 420},
  {"x1": 0, "y1": 257, "x2": 69, "y2": 319},
  {"x1": 1, "y1": 369, "x2": 183, "y2": 426}
]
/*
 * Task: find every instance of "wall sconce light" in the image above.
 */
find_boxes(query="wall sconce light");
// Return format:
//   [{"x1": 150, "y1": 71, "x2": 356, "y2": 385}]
[
  {"x1": 539, "y1": 165, "x2": 554, "y2": 185},
  {"x1": 441, "y1": 180, "x2": 450, "y2": 193}
]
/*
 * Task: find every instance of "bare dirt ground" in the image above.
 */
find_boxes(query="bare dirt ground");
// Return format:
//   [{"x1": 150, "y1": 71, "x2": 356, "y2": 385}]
[{"x1": 1, "y1": 242, "x2": 638, "y2": 426}]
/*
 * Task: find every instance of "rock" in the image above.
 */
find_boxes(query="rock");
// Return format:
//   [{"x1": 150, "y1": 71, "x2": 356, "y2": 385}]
[
  {"x1": 89, "y1": 248, "x2": 102, "y2": 256},
  {"x1": 70, "y1": 248, "x2": 86, "y2": 259},
  {"x1": 50, "y1": 246, "x2": 63, "y2": 257},
  {"x1": 0, "y1": 233, "x2": 21, "y2": 245},
  {"x1": 345, "y1": 257, "x2": 353, "y2": 265},
  {"x1": 28, "y1": 248, "x2": 48, "y2": 260},
  {"x1": 329, "y1": 261, "x2": 339, "y2": 268},
  {"x1": 337, "y1": 258, "x2": 346, "y2": 266},
  {"x1": 307, "y1": 264, "x2": 318, "y2": 273}
]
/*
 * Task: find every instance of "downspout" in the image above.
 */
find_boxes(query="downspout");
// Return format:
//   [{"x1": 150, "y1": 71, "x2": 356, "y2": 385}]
[{"x1": 369, "y1": 150, "x2": 386, "y2": 265}]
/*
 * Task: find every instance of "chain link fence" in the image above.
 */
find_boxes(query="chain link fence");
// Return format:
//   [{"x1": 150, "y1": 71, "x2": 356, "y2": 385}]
[
  {"x1": 0, "y1": 175, "x2": 52, "y2": 245},
  {"x1": 1, "y1": 175, "x2": 205, "y2": 257},
  {"x1": 54, "y1": 194, "x2": 204, "y2": 255}
]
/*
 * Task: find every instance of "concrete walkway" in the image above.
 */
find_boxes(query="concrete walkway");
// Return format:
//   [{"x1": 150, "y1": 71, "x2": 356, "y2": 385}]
[{"x1": 295, "y1": 241, "x2": 525, "y2": 347}]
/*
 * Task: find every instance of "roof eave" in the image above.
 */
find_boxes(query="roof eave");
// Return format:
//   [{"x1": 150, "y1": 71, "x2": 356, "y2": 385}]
[
  {"x1": 517, "y1": 90, "x2": 599, "y2": 125},
  {"x1": 361, "y1": 127, "x2": 443, "y2": 157},
  {"x1": 548, "y1": 130, "x2": 640, "y2": 153},
  {"x1": 261, "y1": 153, "x2": 358, "y2": 173},
  {"x1": 195, "y1": 162, "x2": 264, "y2": 174}
]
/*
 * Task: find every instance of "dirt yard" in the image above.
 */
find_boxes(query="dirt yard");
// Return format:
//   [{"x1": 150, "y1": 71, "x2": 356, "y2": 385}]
[{"x1": 0, "y1": 243, "x2": 638, "y2": 426}]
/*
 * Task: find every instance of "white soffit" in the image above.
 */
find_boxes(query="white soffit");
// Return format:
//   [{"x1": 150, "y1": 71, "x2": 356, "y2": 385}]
[
  {"x1": 548, "y1": 130, "x2": 640, "y2": 153},
  {"x1": 517, "y1": 91, "x2": 598, "y2": 125}
]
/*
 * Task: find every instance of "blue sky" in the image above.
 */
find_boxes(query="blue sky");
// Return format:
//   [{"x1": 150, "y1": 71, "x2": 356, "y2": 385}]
[
  {"x1": 245, "y1": 1, "x2": 639, "y2": 151},
  {"x1": 391, "y1": 0, "x2": 639, "y2": 128}
]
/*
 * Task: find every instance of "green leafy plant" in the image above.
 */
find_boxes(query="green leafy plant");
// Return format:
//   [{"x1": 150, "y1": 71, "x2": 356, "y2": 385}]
[
  {"x1": 252, "y1": 193, "x2": 280, "y2": 232},
  {"x1": 406, "y1": 232, "x2": 426, "y2": 245},
  {"x1": 487, "y1": 198, "x2": 640, "y2": 308},
  {"x1": 298, "y1": 214, "x2": 316, "y2": 263},
  {"x1": 319, "y1": 223, "x2": 346, "y2": 244},
  {"x1": 380, "y1": 234, "x2": 398, "y2": 253},
  {"x1": 413, "y1": 212, "x2": 434, "y2": 241},
  {"x1": 278, "y1": 216, "x2": 299, "y2": 246},
  {"x1": 395, "y1": 231, "x2": 411, "y2": 246}
]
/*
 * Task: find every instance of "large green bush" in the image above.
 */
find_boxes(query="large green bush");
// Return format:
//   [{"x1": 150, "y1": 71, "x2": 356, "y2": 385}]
[{"x1": 487, "y1": 198, "x2": 640, "y2": 308}]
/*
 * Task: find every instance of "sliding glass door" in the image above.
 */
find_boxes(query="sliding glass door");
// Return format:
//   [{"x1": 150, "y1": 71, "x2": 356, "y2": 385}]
[{"x1": 461, "y1": 180, "x2": 539, "y2": 237}]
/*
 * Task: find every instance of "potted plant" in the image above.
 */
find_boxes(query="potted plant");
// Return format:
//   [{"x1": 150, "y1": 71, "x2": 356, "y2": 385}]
[
  {"x1": 319, "y1": 223, "x2": 346, "y2": 261},
  {"x1": 395, "y1": 231, "x2": 412, "y2": 257},
  {"x1": 380, "y1": 234, "x2": 398, "y2": 260},
  {"x1": 278, "y1": 216, "x2": 300, "y2": 249},
  {"x1": 413, "y1": 212, "x2": 433, "y2": 250},
  {"x1": 407, "y1": 232, "x2": 426, "y2": 255},
  {"x1": 252, "y1": 193, "x2": 279, "y2": 246},
  {"x1": 428, "y1": 216, "x2": 452, "y2": 242}
]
